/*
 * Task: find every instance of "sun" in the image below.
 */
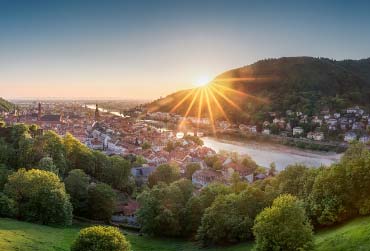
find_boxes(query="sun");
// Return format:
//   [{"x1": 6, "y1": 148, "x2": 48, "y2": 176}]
[{"x1": 193, "y1": 75, "x2": 212, "y2": 87}]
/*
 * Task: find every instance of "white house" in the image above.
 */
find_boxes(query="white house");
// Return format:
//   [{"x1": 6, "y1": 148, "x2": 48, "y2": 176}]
[
  {"x1": 344, "y1": 131, "x2": 357, "y2": 142},
  {"x1": 293, "y1": 127, "x2": 304, "y2": 136}
]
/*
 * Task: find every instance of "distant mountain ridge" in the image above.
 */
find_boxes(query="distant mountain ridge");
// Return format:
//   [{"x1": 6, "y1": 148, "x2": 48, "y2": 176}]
[{"x1": 147, "y1": 57, "x2": 370, "y2": 124}]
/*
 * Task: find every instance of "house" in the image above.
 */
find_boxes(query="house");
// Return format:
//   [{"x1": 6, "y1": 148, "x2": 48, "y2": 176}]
[
  {"x1": 262, "y1": 129, "x2": 270, "y2": 135},
  {"x1": 307, "y1": 132, "x2": 324, "y2": 141},
  {"x1": 292, "y1": 127, "x2": 304, "y2": 136},
  {"x1": 312, "y1": 117, "x2": 323, "y2": 126},
  {"x1": 347, "y1": 106, "x2": 364, "y2": 115},
  {"x1": 359, "y1": 135, "x2": 370, "y2": 144},
  {"x1": 192, "y1": 169, "x2": 224, "y2": 188},
  {"x1": 344, "y1": 131, "x2": 357, "y2": 142}
]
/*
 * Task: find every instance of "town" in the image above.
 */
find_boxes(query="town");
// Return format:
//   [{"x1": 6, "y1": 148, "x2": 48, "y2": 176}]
[{"x1": 2, "y1": 101, "x2": 370, "y2": 184}]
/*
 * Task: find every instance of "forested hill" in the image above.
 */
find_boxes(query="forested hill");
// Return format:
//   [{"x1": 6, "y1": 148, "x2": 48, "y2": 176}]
[
  {"x1": 147, "y1": 57, "x2": 370, "y2": 124},
  {"x1": 0, "y1": 98, "x2": 14, "y2": 112}
]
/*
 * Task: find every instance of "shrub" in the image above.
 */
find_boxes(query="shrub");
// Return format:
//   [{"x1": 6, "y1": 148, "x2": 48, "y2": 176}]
[{"x1": 71, "y1": 226, "x2": 130, "y2": 251}]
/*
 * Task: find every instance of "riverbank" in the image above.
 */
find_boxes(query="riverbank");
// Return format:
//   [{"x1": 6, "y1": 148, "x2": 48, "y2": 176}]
[{"x1": 202, "y1": 137, "x2": 342, "y2": 171}]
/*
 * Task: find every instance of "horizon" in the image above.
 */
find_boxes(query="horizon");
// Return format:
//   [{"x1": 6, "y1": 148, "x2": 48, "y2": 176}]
[{"x1": 1, "y1": 0, "x2": 370, "y2": 99}]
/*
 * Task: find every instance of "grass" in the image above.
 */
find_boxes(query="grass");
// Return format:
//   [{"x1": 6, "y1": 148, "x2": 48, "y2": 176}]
[
  {"x1": 315, "y1": 216, "x2": 370, "y2": 251},
  {"x1": 0, "y1": 218, "x2": 253, "y2": 251},
  {"x1": 2, "y1": 216, "x2": 370, "y2": 251}
]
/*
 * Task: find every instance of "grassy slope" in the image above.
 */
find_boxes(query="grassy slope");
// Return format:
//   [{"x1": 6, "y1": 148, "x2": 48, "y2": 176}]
[
  {"x1": 1, "y1": 216, "x2": 370, "y2": 251},
  {"x1": 315, "y1": 216, "x2": 370, "y2": 251},
  {"x1": 0, "y1": 218, "x2": 253, "y2": 251}
]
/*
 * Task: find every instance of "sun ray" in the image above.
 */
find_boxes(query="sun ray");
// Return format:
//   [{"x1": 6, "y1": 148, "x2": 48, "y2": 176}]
[
  {"x1": 213, "y1": 83, "x2": 268, "y2": 103},
  {"x1": 196, "y1": 88, "x2": 204, "y2": 130},
  {"x1": 179, "y1": 88, "x2": 201, "y2": 128},
  {"x1": 170, "y1": 89, "x2": 196, "y2": 113},
  {"x1": 204, "y1": 88, "x2": 216, "y2": 134},
  {"x1": 208, "y1": 86, "x2": 230, "y2": 123},
  {"x1": 209, "y1": 85, "x2": 243, "y2": 111}
]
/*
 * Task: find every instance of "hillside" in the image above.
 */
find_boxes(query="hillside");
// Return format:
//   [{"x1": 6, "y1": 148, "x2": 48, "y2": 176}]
[
  {"x1": 0, "y1": 98, "x2": 14, "y2": 112},
  {"x1": 147, "y1": 57, "x2": 370, "y2": 124},
  {"x1": 2, "y1": 216, "x2": 370, "y2": 251}
]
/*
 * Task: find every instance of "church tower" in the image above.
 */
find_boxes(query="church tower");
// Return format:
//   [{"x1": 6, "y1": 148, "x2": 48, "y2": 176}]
[
  {"x1": 94, "y1": 104, "x2": 100, "y2": 121},
  {"x1": 38, "y1": 102, "x2": 42, "y2": 121}
]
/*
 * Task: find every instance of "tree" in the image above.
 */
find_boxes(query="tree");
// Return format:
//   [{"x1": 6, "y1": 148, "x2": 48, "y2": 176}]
[
  {"x1": 141, "y1": 141, "x2": 151, "y2": 150},
  {"x1": 37, "y1": 157, "x2": 58, "y2": 175},
  {"x1": 0, "y1": 164, "x2": 12, "y2": 191},
  {"x1": 197, "y1": 186, "x2": 268, "y2": 245},
  {"x1": 34, "y1": 131, "x2": 67, "y2": 176},
  {"x1": 197, "y1": 193, "x2": 254, "y2": 245},
  {"x1": 87, "y1": 182, "x2": 116, "y2": 221},
  {"x1": 101, "y1": 156, "x2": 131, "y2": 191},
  {"x1": 4, "y1": 169, "x2": 72, "y2": 225},
  {"x1": 137, "y1": 180, "x2": 194, "y2": 237},
  {"x1": 0, "y1": 192, "x2": 17, "y2": 217},
  {"x1": 148, "y1": 164, "x2": 180, "y2": 187},
  {"x1": 253, "y1": 194, "x2": 313, "y2": 251},
  {"x1": 64, "y1": 169, "x2": 90, "y2": 216},
  {"x1": 64, "y1": 133, "x2": 95, "y2": 175},
  {"x1": 241, "y1": 155, "x2": 258, "y2": 174},
  {"x1": 184, "y1": 163, "x2": 200, "y2": 179},
  {"x1": 71, "y1": 226, "x2": 131, "y2": 251}
]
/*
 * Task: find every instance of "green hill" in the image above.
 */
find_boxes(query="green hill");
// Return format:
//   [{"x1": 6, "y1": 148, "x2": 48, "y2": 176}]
[
  {"x1": 2, "y1": 216, "x2": 370, "y2": 251},
  {"x1": 148, "y1": 57, "x2": 370, "y2": 124},
  {"x1": 0, "y1": 98, "x2": 14, "y2": 112}
]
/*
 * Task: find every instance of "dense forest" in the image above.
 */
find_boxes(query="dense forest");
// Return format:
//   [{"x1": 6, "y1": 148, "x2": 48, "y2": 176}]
[{"x1": 148, "y1": 57, "x2": 370, "y2": 124}]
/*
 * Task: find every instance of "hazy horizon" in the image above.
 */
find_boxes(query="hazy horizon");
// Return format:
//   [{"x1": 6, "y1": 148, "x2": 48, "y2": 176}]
[{"x1": 1, "y1": 0, "x2": 370, "y2": 99}]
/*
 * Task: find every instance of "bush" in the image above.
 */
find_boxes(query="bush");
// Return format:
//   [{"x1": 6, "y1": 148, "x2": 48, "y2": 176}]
[
  {"x1": 4, "y1": 168, "x2": 72, "y2": 225},
  {"x1": 253, "y1": 194, "x2": 313, "y2": 251},
  {"x1": 71, "y1": 226, "x2": 130, "y2": 251}
]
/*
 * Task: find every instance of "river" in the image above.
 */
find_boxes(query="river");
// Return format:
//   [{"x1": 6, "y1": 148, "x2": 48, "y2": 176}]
[{"x1": 202, "y1": 137, "x2": 342, "y2": 171}]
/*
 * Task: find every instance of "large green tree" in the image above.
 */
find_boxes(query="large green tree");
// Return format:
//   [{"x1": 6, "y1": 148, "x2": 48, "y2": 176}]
[
  {"x1": 4, "y1": 169, "x2": 72, "y2": 225},
  {"x1": 253, "y1": 194, "x2": 313, "y2": 251}
]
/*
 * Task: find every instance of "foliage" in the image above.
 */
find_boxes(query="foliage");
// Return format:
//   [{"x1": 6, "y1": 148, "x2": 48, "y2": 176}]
[
  {"x1": 101, "y1": 156, "x2": 131, "y2": 191},
  {"x1": 4, "y1": 168, "x2": 72, "y2": 225},
  {"x1": 137, "y1": 179, "x2": 194, "y2": 237},
  {"x1": 71, "y1": 226, "x2": 131, "y2": 251},
  {"x1": 147, "y1": 163, "x2": 180, "y2": 187},
  {"x1": 87, "y1": 182, "x2": 116, "y2": 221},
  {"x1": 0, "y1": 192, "x2": 17, "y2": 217},
  {"x1": 197, "y1": 186, "x2": 268, "y2": 245},
  {"x1": 184, "y1": 163, "x2": 201, "y2": 179},
  {"x1": 37, "y1": 156, "x2": 59, "y2": 175},
  {"x1": 64, "y1": 169, "x2": 90, "y2": 216},
  {"x1": 253, "y1": 194, "x2": 314, "y2": 251}
]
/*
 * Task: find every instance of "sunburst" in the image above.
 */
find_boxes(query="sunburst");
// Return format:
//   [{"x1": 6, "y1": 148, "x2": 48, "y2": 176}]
[{"x1": 153, "y1": 76, "x2": 268, "y2": 135}]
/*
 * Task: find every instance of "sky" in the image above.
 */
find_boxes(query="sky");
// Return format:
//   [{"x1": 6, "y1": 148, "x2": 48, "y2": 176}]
[{"x1": 1, "y1": 0, "x2": 370, "y2": 100}]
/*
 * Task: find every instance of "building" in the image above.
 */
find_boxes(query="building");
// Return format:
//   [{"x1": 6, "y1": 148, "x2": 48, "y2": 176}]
[
  {"x1": 344, "y1": 131, "x2": 357, "y2": 142},
  {"x1": 292, "y1": 127, "x2": 304, "y2": 136},
  {"x1": 192, "y1": 169, "x2": 224, "y2": 188},
  {"x1": 307, "y1": 131, "x2": 324, "y2": 141}
]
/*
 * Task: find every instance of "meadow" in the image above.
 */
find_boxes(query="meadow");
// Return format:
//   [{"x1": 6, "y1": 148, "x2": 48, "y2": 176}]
[{"x1": 1, "y1": 216, "x2": 370, "y2": 251}]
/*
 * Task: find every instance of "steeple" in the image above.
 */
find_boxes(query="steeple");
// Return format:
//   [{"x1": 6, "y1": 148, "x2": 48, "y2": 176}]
[
  {"x1": 94, "y1": 104, "x2": 100, "y2": 121},
  {"x1": 38, "y1": 102, "x2": 42, "y2": 121}
]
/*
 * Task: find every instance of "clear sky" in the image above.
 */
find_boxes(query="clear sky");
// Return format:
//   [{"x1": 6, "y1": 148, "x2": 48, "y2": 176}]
[{"x1": 1, "y1": 0, "x2": 370, "y2": 100}]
